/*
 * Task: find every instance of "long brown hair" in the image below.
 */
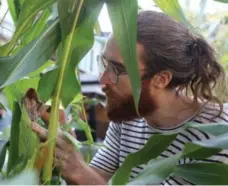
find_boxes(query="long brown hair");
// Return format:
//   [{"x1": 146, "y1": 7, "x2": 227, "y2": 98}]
[{"x1": 137, "y1": 11, "x2": 227, "y2": 116}]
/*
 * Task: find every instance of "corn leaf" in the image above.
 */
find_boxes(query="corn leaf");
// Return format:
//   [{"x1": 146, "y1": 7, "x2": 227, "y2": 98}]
[
  {"x1": 153, "y1": 0, "x2": 189, "y2": 26},
  {"x1": 42, "y1": 0, "x2": 104, "y2": 182},
  {"x1": 18, "y1": 105, "x2": 40, "y2": 159},
  {"x1": 0, "y1": 141, "x2": 9, "y2": 172},
  {"x1": 0, "y1": 20, "x2": 61, "y2": 89},
  {"x1": 174, "y1": 163, "x2": 228, "y2": 185},
  {"x1": 7, "y1": 102, "x2": 21, "y2": 174},
  {"x1": 4, "y1": 77, "x2": 40, "y2": 111},
  {"x1": 128, "y1": 153, "x2": 182, "y2": 185},
  {"x1": 7, "y1": 0, "x2": 20, "y2": 23},
  {"x1": 214, "y1": 0, "x2": 228, "y2": 3},
  {"x1": 106, "y1": 0, "x2": 141, "y2": 113},
  {"x1": 109, "y1": 134, "x2": 177, "y2": 185},
  {"x1": 21, "y1": 8, "x2": 51, "y2": 46},
  {"x1": 0, "y1": 0, "x2": 57, "y2": 55},
  {"x1": 188, "y1": 122, "x2": 228, "y2": 136}
]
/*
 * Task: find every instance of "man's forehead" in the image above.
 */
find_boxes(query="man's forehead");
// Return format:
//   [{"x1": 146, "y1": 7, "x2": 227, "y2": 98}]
[
  {"x1": 102, "y1": 34, "x2": 146, "y2": 68},
  {"x1": 102, "y1": 34, "x2": 124, "y2": 64}
]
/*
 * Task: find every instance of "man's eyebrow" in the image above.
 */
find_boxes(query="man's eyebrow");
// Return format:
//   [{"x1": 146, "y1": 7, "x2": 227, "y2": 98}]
[{"x1": 101, "y1": 54, "x2": 126, "y2": 69}]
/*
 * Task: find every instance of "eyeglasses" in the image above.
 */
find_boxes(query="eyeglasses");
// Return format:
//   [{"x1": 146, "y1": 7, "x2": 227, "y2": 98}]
[{"x1": 98, "y1": 55, "x2": 148, "y2": 84}]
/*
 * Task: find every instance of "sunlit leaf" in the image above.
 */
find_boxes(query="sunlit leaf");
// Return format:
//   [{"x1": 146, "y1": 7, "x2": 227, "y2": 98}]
[
  {"x1": 71, "y1": 93, "x2": 84, "y2": 104},
  {"x1": 4, "y1": 77, "x2": 40, "y2": 111},
  {"x1": 106, "y1": 0, "x2": 141, "y2": 113},
  {"x1": 153, "y1": 0, "x2": 189, "y2": 26},
  {"x1": 58, "y1": 0, "x2": 104, "y2": 107},
  {"x1": 42, "y1": 1, "x2": 104, "y2": 182},
  {"x1": 21, "y1": 9, "x2": 51, "y2": 46},
  {"x1": 0, "y1": 0, "x2": 57, "y2": 56},
  {"x1": 7, "y1": 0, "x2": 19, "y2": 23},
  {"x1": 0, "y1": 20, "x2": 61, "y2": 88}
]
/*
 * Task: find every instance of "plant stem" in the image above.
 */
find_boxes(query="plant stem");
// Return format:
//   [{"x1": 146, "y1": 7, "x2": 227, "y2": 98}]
[{"x1": 42, "y1": 0, "x2": 84, "y2": 183}]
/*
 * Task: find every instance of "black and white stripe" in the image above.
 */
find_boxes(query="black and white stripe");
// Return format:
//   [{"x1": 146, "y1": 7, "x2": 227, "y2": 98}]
[{"x1": 90, "y1": 104, "x2": 228, "y2": 185}]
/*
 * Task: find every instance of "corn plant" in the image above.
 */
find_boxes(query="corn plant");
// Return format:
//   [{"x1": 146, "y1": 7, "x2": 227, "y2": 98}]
[{"x1": 0, "y1": 0, "x2": 228, "y2": 185}]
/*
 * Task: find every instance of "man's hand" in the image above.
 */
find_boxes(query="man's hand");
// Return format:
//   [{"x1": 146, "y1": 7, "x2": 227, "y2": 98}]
[{"x1": 31, "y1": 123, "x2": 108, "y2": 185}]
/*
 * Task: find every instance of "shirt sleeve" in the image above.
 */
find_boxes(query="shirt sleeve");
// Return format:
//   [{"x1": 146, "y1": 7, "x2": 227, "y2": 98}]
[{"x1": 90, "y1": 121, "x2": 121, "y2": 174}]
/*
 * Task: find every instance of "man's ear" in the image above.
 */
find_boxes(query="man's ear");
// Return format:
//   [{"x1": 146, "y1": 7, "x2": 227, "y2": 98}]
[{"x1": 151, "y1": 71, "x2": 172, "y2": 89}]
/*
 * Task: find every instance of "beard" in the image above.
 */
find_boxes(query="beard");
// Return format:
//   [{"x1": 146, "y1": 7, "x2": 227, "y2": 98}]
[{"x1": 104, "y1": 80, "x2": 157, "y2": 123}]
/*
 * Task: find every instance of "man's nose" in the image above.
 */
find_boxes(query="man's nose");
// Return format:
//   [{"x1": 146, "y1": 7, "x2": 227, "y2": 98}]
[{"x1": 99, "y1": 71, "x2": 113, "y2": 85}]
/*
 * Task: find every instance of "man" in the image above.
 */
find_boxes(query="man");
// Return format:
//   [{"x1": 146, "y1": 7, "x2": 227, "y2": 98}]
[{"x1": 32, "y1": 11, "x2": 228, "y2": 185}]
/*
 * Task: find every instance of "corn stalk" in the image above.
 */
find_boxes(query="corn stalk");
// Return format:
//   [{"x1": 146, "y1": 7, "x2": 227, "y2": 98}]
[{"x1": 42, "y1": 0, "x2": 84, "y2": 183}]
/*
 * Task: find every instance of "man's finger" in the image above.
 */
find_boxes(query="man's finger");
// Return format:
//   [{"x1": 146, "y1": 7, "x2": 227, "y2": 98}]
[
  {"x1": 31, "y1": 122, "x2": 48, "y2": 140},
  {"x1": 56, "y1": 135, "x2": 69, "y2": 150}
]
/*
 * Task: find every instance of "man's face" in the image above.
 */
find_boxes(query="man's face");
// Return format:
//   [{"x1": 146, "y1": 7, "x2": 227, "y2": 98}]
[{"x1": 99, "y1": 34, "x2": 157, "y2": 123}]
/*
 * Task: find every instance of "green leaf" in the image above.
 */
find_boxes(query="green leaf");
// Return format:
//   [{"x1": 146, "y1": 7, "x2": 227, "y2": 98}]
[
  {"x1": 7, "y1": 102, "x2": 40, "y2": 177},
  {"x1": 109, "y1": 134, "x2": 177, "y2": 185},
  {"x1": 153, "y1": 0, "x2": 189, "y2": 26},
  {"x1": 214, "y1": 0, "x2": 228, "y2": 3},
  {"x1": 28, "y1": 59, "x2": 55, "y2": 78},
  {"x1": 0, "y1": 0, "x2": 57, "y2": 56},
  {"x1": 71, "y1": 93, "x2": 84, "y2": 104},
  {"x1": 1, "y1": 127, "x2": 11, "y2": 141},
  {"x1": 7, "y1": 0, "x2": 19, "y2": 23},
  {"x1": 188, "y1": 122, "x2": 228, "y2": 136},
  {"x1": 94, "y1": 21, "x2": 102, "y2": 36},
  {"x1": 106, "y1": 0, "x2": 141, "y2": 113},
  {"x1": 0, "y1": 141, "x2": 9, "y2": 172},
  {"x1": 174, "y1": 163, "x2": 228, "y2": 185},
  {"x1": 7, "y1": 102, "x2": 21, "y2": 175},
  {"x1": 0, "y1": 20, "x2": 61, "y2": 89},
  {"x1": 183, "y1": 143, "x2": 221, "y2": 159},
  {"x1": 75, "y1": 118, "x2": 94, "y2": 143},
  {"x1": 39, "y1": 0, "x2": 105, "y2": 107},
  {"x1": 58, "y1": 0, "x2": 104, "y2": 107},
  {"x1": 37, "y1": 68, "x2": 58, "y2": 102},
  {"x1": 21, "y1": 8, "x2": 51, "y2": 46},
  {"x1": 0, "y1": 101, "x2": 6, "y2": 110},
  {"x1": 42, "y1": 0, "x2": 104, "y2": 182},
  {"x1": 128, "y1": 153, "x2": 182, "y2": 185},
  {"x1": 4, "y1": 77, "x2": 40, "y2": 111},
  {"x1": 0, "y1": 169, "x2": 39, "y2": 185},
  {"x1": 63, "y1": 131, "x2": 82, "y2": 151},
  {"x1": 18, "y1": 105, "x2": 40, "y2": 159},
  {"x1": 192, "y1": 132, "x2": 228, "y2": 149}
]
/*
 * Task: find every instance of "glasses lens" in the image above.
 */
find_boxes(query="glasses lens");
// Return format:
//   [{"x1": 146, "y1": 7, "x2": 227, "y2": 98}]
[
  {"x1": 97, "y1": 57, "x2": 107, "y2": 76},
  {"x1": 97, "y1": 56, "x2": 118, "y2": 84}
]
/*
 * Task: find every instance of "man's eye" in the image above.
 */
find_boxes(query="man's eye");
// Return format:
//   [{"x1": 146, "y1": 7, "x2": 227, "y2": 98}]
[{"x1": 115, "y1": 66, "x2": 125, "y2": 74}]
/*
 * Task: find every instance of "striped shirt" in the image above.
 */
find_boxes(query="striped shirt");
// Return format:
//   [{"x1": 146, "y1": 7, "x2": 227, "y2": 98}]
[{"x1": 90, "y1": 103, "x2": 228, "y2": 185}]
